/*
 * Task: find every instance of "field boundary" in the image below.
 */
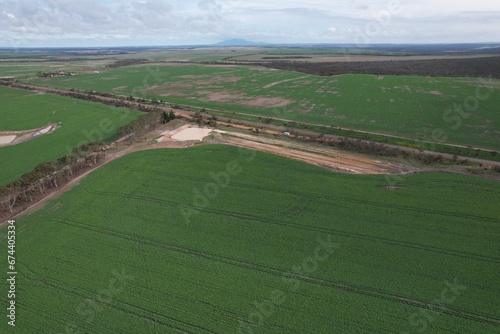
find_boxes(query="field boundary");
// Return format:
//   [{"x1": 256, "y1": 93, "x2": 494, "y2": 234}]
[
  {"x1": 2, "y1": 120, "x2": 499, "y2": 225},
  {"x1": 4, "y1": 78, "x2": 499, "y2": 162}
]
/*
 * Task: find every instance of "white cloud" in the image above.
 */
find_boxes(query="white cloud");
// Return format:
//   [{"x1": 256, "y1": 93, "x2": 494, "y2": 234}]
[
  {"x1": 0, "y1": 0, "x2": 498, "y2": 46},
  {"x1": 3, "y1": 11, "x2": 15, "y2": 19}
]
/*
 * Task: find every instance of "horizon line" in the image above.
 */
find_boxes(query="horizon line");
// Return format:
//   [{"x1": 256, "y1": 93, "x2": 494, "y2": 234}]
[{"x1": 1, "y1": 42, "x2": 500, "y2": 50}]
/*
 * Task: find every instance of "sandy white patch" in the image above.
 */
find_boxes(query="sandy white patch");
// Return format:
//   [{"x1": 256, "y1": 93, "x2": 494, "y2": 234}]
[
  {"x1": 157, "y1": 125, "x2": 226, "y2": 143},
  {"x1": 172, "y1": 128, "x2": 214, "y2": 141},
  {"x1": 34, "y1": 125, "x2": 53, "y2": 136},
  {"x1": 0, "y1": 135, "x2": 16, "y2": 144},
  {"x1": 0, "y1": 123, "x2": 58, "y2": 147}
]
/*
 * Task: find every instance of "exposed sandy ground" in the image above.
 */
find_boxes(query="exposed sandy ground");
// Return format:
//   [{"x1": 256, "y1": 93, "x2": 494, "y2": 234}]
[
  {"x1": 0, "y1": 123, "x2": 57, "y2": 147},
  {"x1": 163, "y1": 121, "x2": 408, "y2": 176},
  {"x1": 157, "y1": 124, "x2": 219, "y2": 142},
  {"x1": 0, "y1": 135, "x2": 16, "y2": 144},
  {"x1": 34, "y1": 125, "x2": 53, "y2": 136},
  {"x1": 172, "y1": 128, "x2": 215, "y2": 141},
  {"x1": 241, "y1": 97, "x2": 294, "y2": 108},
  {"x1": 219, "y1": 131, "x2": 414, "y2": 175},
  {"x1": 153, "y1": 82, "x2": 295, "y2": 108},
  {"x1": 263, "y1": 76, "x2": 308, "y2": 88}
]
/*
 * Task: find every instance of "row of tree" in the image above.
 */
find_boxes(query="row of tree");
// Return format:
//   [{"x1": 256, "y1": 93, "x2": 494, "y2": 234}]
[
  {"x1": 105, "y1": 58, "x2": 149, "y2": 68},
  {"x1": 294, "y1": 135, "x2": 455, "y2": 164},
  {"x1": 0, "y1": 81, "x2": 169, "y2": 115},
  {"x1": 0, "y1": 141, "x2": 105, "y2": 214},
  {"x1": 0, "y1": 82, "x2": 181, "y2": 216},
  {"x1": 117, "y1": 108, "x2": 175, "y2": 140},
  {"x1": 162, "y1": 110, "x2": 176, "y2": 124},
  {"x1": 37, "y1": 71, "x2": 75, "y2": 78}
]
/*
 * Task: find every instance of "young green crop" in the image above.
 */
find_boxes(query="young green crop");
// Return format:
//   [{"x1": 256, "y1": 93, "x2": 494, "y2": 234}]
[
  {"x1": 0, "y1": 86, "x2": 141, "y2": 185},
  {"x1": 1, "y1": 145, "x2": 498, "y2": 333}
]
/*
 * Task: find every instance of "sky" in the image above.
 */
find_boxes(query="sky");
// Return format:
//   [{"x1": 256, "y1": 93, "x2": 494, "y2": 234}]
[{"x1": 0, "y1": 0, "x2": 499, "y2": 47}]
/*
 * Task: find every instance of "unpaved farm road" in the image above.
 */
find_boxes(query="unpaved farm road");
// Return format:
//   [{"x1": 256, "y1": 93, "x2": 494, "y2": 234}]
[
  {"x1": 172, "y1": 109, "x2": 500, "y2": 168},
  {"x1": 1, "y1": 124, "x2": 421, "y2": 224},
  {"x1": 3, "y1": 122, "x2": 500, "y2": 225},
  {"x1": 220, "y1": 131, "x2": 414, "y2": 174},
  {"x1": 0, "y1": 139, "x2": 194, "y2": 225}
]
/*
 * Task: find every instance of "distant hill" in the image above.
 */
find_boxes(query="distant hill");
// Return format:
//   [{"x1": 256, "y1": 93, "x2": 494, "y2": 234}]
[{"x1": 214, "y1": 39, "x2": 268, "y2": 47}]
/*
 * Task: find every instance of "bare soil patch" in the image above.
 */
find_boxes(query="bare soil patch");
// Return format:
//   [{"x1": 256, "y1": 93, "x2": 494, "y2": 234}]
[
  {"x1": 188, "y1": 90, "x2": 294, "y2": 108},
  {"x1": 157, "y1": 124, "x2": 222, "y2": 142},
  {"x1": 0, "y1": 135, "x2": 16, "y2": 145},
  {"x1": 178, "y1": 74, "x2": 209, "y2": 79},
  {"x1": 172, "y1": 128, "x2": 215, "y2": 141},
  {"x1": 0, "y1": 123, "x2": 58, "y2": 147},
  {"x1": 203, "y1": 91, "x2": 246, "y2": 103},
  {"x1": 379, "y1": 185, "x2": 402, "y2": 190},
  {"x1": 137, "y1": 69, "x2": 294, "y2": 108},
  {"x1": 241, "y1": 97, "x2": 294, "y2": 108},
  {"x1": 179, "y1": 74, "x2": 242, "y2": 84},
  {"x1": 219, "y1": 131, "x2": 414, "y2": 175},
  {"x1": 263, "y1": 76, "x2": 308, "y2": 88}
]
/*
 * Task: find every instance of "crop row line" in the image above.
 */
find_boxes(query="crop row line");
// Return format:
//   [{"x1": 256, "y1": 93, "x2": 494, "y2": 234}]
[
  {"x1": 24, "y1": 271, "x2": 212, "y2": 334},
  {"x1": 51, "y1": 217, "x2": 500, "y2": 326},
  {"x1": 119, "y1": 165, "x2": 500, "y2": 224},
  {"x1": 82, "y1": 187, "x2": 500, "y2": 264}
]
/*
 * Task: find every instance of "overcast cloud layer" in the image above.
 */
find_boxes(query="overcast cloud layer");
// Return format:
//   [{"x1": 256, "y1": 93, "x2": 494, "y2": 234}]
[{"x1": 1, "y1": 0, "x2": 499, "y2": 47}]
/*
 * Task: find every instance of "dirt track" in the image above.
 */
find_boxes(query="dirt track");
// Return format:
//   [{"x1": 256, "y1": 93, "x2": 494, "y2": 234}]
[
  {"x1": 2, "y1": 122, "x2": 419, "y2": 224},
  {"x1": 150, "y1": 124, "x2": 413, "y2": 174},
  {"x1": 2, "y1": 120, "x2": 498, "y2": 225},
  {"x1": 0, "y1": 138, "x2": 195, "y2": 225},
  {"x1": 220, "y1": 131, "x2": 414, "y2": 174}
]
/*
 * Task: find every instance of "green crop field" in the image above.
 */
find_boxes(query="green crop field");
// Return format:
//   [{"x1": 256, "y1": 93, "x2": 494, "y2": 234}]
[
  {"x1": 0, "y1": 86, "x2": 141, "y2": 186},
  {"x1": 28, "y1": 64, "x2": 500, "y2": 151},
  {"x1": 0, "y1": 60, "x2": 113, "y2": 77},
  {"x1": 1, "y1": 145, "x2": 498, "y2": 333}
]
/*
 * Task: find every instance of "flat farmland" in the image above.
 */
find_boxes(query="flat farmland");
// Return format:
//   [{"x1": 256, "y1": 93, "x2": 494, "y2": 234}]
[
  {"x1": 0, "y1": 59, "x2": 116, "y2": 77},
  {"x1": 1, "y1": 145, "x2": 498, "y2": 333},
  {"x1": 28, "y1": 64, "x2": 500, "y2": 150},
  {"x1": 0, "y1": 85, "x2": 141, "y2": 186}
]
